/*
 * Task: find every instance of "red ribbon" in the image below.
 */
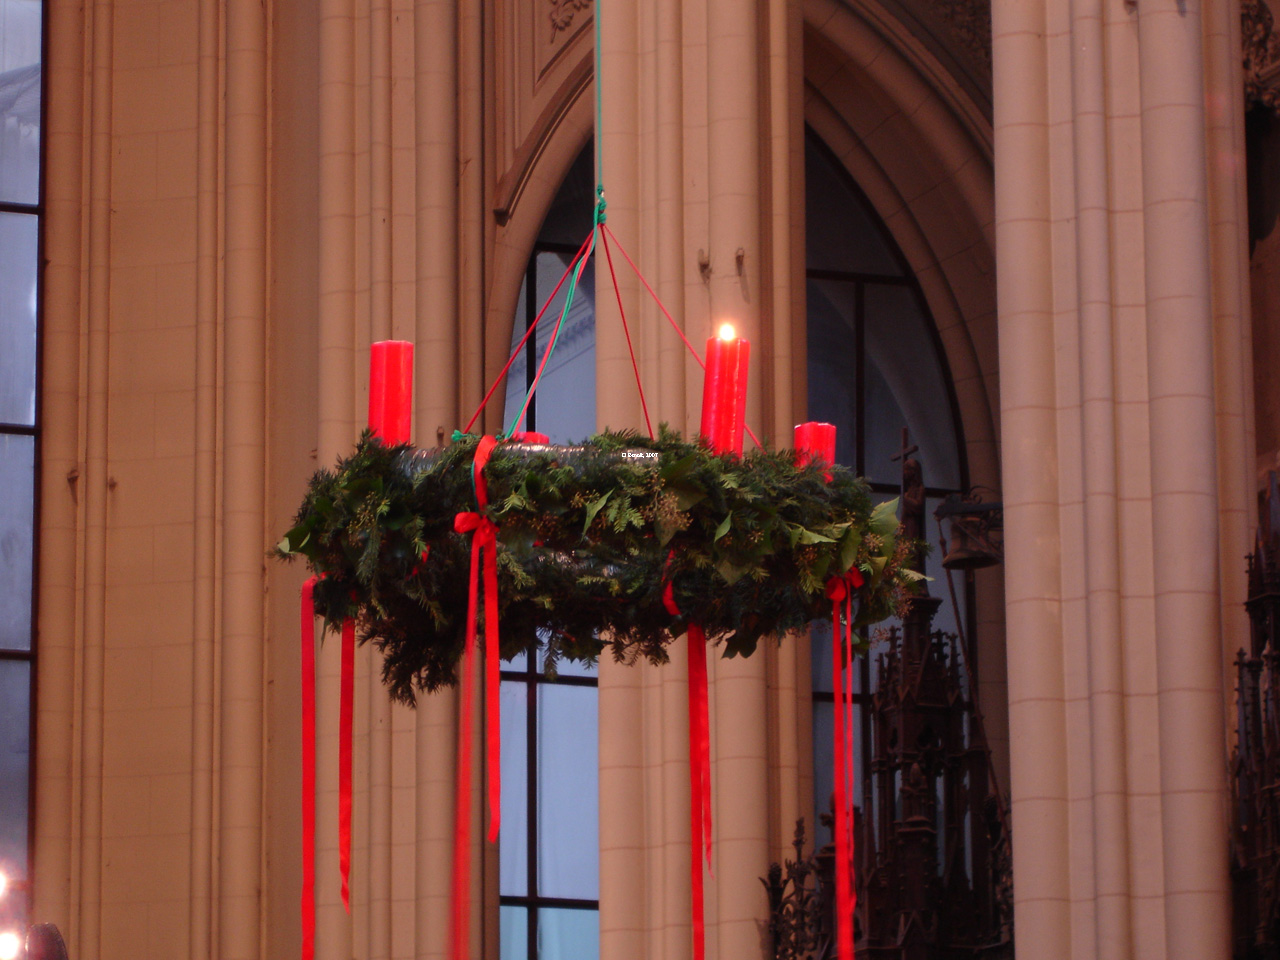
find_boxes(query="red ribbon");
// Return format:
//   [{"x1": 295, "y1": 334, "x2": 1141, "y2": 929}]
[
  {"x1": 300, "y1": 577, "x2": 319, "y2": 960},
  {"x1": 663, "y1": 564, "x2": 712, "y2": 960},
  {"x1": 339, "y1": 616, "x2": 355, "y2": 911},
  {"x1": 450, "y1": 435, "x2": 501, "y2": 960},
  {"x1": 825, "y1": 568, "x2": 864, "y2": 960},
  {"x1": 299, "y1": 582, "x2": 355, "y2": 955}
]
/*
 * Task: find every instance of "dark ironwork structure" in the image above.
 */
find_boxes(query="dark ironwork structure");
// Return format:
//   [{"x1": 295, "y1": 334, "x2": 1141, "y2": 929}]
[
  {"x1": 1232, "y1": 472, "x2": 1280, "y2": 959},
  {"x1": 765, "y1": 592, "x2": 1013, "y2": 960}
]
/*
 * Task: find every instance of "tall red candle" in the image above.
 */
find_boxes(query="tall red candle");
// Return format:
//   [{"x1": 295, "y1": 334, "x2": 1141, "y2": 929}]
[
  {"x1": 368, "y1": 340, "x2": 414, "y2": 443},
  {"x1": 794, "y1": 421, "x2": 837, "y2": 479},
  {"x1": 700, "y1": 325, "x2": 749, "y2": 455}
]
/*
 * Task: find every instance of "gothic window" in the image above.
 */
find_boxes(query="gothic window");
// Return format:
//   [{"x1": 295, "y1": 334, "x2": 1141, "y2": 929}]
[
  {"x1": 804, "y1": 130, "x2": 970, "y2": 851},
  {"x1": 0, "y1": 0, "x2": 41, "y2": 937},
  {"x1": 499, "y1": 146, "x2": 601, "y2": 960}
]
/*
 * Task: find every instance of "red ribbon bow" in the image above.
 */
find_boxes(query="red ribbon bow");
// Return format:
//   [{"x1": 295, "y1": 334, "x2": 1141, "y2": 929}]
[
  {"x1": 826, "y1": 567, "x2": 864, "y2": 960},
  {"x1": 450, "y1": 435, "x2": 501, "y2": 960}
]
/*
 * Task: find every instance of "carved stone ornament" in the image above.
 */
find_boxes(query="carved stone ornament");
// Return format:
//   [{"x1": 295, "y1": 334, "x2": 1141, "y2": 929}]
[
  {"x1": 549, "y1": 0, "x2": 591, "y2": 42},
  {"x1": 1244, "y1": 0, "x2": 1280, "y2": 113},
  {"x1": 935, "y1": 0, "x2": 992, "y2": 72}
]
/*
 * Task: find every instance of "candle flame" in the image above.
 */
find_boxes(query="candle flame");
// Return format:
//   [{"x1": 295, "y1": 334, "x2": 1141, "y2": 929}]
[{"x1": 717, "y1": 323, "x2": 736, "y2": 341}]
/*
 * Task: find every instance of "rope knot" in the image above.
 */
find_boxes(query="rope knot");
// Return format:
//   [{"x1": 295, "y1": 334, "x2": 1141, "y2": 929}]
[{"x1": 595, "y1": 185, "x2": 607, "y2": 224}]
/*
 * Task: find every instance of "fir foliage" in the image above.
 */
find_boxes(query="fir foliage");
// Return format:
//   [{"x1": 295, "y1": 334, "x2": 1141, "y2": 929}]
[{"x1": 277, "y1": 428, "x2": 918, "y2": 704}]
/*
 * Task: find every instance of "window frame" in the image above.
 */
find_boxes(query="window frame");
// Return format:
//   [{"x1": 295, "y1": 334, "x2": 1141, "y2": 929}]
[
  {"x1": 0, "y1": 0, "x2": 46, "y2": 921},
  {"x1": 804, "y1": 131, "x2": 976, "y2": 855}
]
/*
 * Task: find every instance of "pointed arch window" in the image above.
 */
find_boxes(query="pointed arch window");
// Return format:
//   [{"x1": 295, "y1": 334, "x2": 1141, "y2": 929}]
[{"x1": 804, "y1": 130, "x2": 971, "y2": 854}]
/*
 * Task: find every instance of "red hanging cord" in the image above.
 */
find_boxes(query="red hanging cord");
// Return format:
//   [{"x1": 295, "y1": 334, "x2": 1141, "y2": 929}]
[
  {"x1": 599, "y1": 226, "x2": 654, "y2": 439},
  {"x1": 602, "y1": 224, "x2": 705, "y2": 368},
  {"x1": 462, "y1": 231, "x2": 594, "y2": 434},
  {"x1": 600, "y1": 223, "x2": 763, "y2": 451}
]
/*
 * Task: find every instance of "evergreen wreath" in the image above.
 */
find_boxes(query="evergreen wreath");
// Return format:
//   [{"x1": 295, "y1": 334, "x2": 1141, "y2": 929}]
[{"x1": 276, "y1": 428, "x2": 921, "y2": 704}]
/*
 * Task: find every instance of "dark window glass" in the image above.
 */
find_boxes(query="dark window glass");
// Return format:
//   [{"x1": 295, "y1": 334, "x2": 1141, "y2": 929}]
[
  {"x1": 805, "y1": 131, "x2": 968, "y2": 854},
  {"x1": 0, "y1": 660, "x2": 30, "y2": 882}
]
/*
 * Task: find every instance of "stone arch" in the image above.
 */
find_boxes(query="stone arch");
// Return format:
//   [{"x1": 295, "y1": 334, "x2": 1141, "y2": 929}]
[
  {"x1": 481, "y1": 58, "x2": 595, "y2": 434},
  {"x1": 804, "y1": 0, "x2": 998, "y2": 493}
]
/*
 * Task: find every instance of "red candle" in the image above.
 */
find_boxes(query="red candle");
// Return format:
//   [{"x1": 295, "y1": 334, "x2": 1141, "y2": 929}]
[
  {"x1": 510, "y1": 431, "x2": 549, "y2": 444},
  {"x1": 794, "y1": 421, "x2": 837, "y2": 481},
  {"x1": 368, "y1": 340, "x2": 414, "y2": 444},
  {"x1": 700, "y1": 324, "x2": 750, "y2": 455}
]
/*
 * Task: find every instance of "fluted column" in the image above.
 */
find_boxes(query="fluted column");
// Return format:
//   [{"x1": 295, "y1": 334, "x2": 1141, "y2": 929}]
[
  {"x1": 992, "y1": 0, "x2": 1243, "y2": 956},
  {"x1": 991, "y1": 0, "x2": 1074, "y2": 952},
  {"x1": 1137, "y1": 3, "x2": 1232, "y2": 956},
  {"x1": 415, "y1": 3, "x2": 465, "y2": 957}
]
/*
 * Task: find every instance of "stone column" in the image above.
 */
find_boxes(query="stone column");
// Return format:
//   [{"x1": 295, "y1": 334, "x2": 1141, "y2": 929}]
[
  {"x1": 991, "y1": 0, "x2": 1246, "y2": 956},
  {"x1": 1137, "y1": 3, "x2": 1233, "y2": 955},
  {"x1": 597, "y1": 2, "x2": 802, "y2": 958}
]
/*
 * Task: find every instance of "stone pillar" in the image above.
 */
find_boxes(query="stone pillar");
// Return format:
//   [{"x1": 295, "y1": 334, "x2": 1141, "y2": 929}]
[
  {"x1": 597, "y1": 2, "x2": 803, "y2": 958},
  {"x1": 991, "y1": 0, "x2": 1248, "y2": 956}
]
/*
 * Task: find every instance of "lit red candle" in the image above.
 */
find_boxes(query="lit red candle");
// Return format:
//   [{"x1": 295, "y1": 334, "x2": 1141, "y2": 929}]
[
  {"x1": 700, "y1": 324, "x2": 749, "y2": 455},
  {"x1": 368, "y1": 340, "x2": 414, "y2": 444},
  {"x1": 794, "y1": 421, "x2": 837, "y2": 480}
]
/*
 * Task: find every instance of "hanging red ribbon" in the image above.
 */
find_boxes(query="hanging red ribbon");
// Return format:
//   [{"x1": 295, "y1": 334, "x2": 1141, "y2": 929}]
[
  {"x1": 300, "y1": 577, "x2": 319, "y2": 960},
  {"x1": 450, "y1": 435, "x2": 501, "y2": 960},
  {"x1": 825, "y1": 569, "x2": 864, "y2": 960},
  {"x1": 339, "y1": 616, "x2": 355, "y2": 910},
  {"x1": 663, "y1": 564, "x2": 712, "y2": 960}
]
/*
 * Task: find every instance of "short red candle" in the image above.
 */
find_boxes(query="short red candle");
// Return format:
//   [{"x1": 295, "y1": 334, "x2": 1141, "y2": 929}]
[
  {"x1": 368, "y1": 340, "x2": 414, "y2": 444},
  {"x1": 794, "y1": 421, "x2": 837, "y2": 481},
  {"x1": 700, "y1": 326, "x2": 750, "y2": 455},
  {"x1": 510, "y1": 432, "x2": 549, "y2": 444}
]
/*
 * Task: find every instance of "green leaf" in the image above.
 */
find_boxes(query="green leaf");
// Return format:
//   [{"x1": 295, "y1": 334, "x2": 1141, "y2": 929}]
[
  {"x1": 716, "y1": 558, "x2": 751, "y2": 585},
  {"x1": 713, "y1": 511, "x2": 733, "y2": 543},
  {"x1": 870, "y1": 498, "x2": 900, "y2": 537},
  {"x1": 660, "y1": 454, "x2": 698, "y2": 483},
  {"x1": 671, "y1": 483, "x2": 707, "y2": 512},
  {"x1": 796, "y1": 527, "x2": 836, "y2": 545},
  {"x1": 583, "y1": 491, "x2": 611, "y2": 535},
  {"x1": 838, "y1": 528, "x2": 862, "y2": 572}
]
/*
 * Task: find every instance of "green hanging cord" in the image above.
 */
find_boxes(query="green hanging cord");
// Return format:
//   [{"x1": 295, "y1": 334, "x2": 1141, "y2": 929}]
[
  {"x1": 594, "y1": 0, "x2": 604, "y2": 193},
  {"x1": 506, "y1": 229, "x2": 597, "y2": 437},
  {"x1": 506, "y1": 0, "x2": 606, "y2": 439}
]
